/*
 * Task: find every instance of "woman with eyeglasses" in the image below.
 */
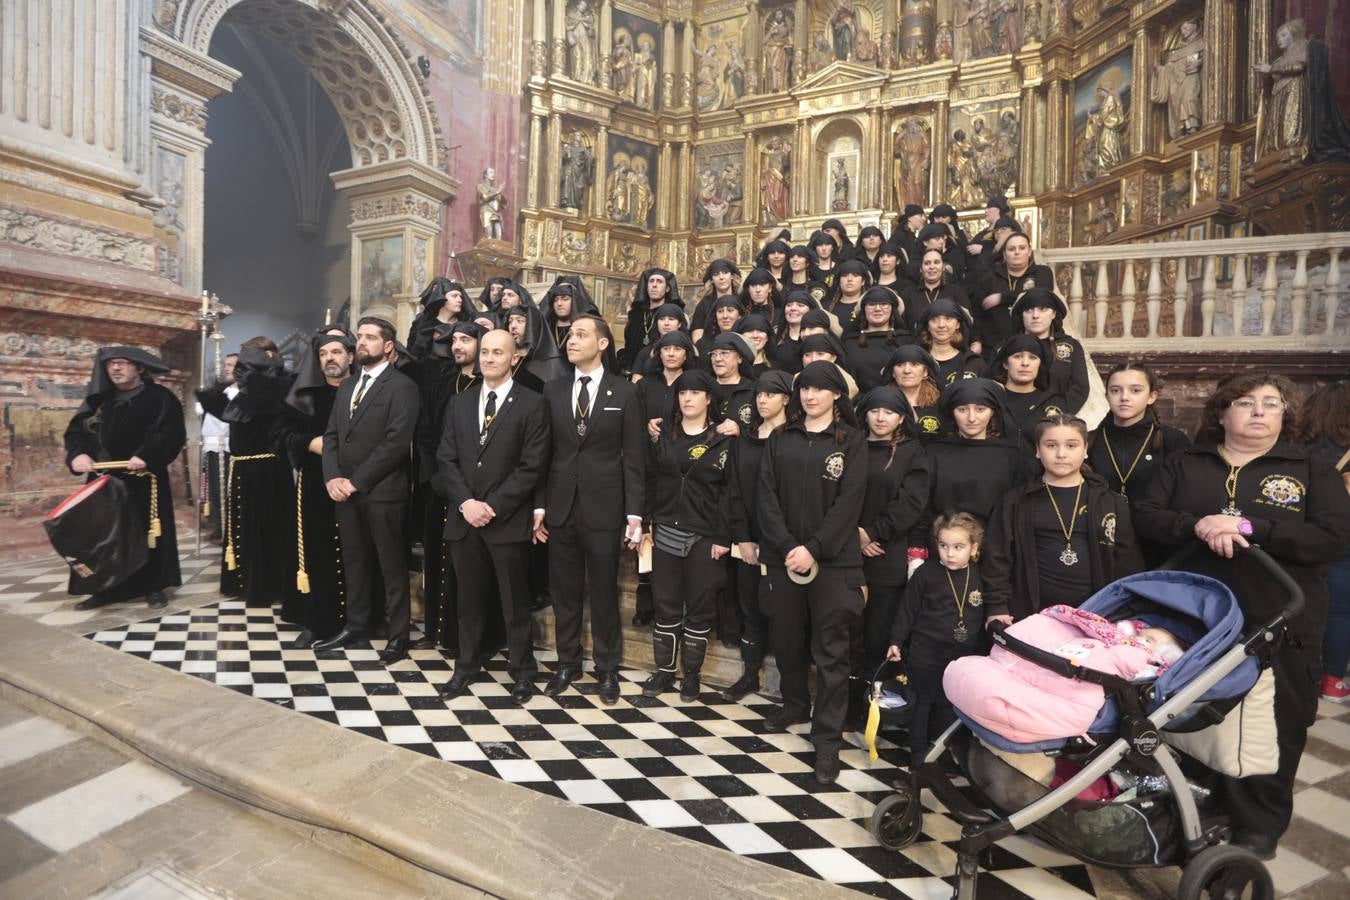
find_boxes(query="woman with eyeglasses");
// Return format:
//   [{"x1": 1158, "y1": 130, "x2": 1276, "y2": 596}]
[{"x1": 1134, "y1": 373, "x2": 1350, "y2": 861}]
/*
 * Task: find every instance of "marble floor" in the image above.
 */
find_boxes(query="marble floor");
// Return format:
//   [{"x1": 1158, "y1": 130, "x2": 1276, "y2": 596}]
[{"x1": 2, "y1": 552, "x2": 1347, "y2": 899}]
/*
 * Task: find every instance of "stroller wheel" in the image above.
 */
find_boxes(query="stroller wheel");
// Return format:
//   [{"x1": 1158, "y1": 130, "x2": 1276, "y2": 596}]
[
  {"x1": 1178, "y1": 845, "x2": 1274, "y2": 900},
  {"x1": 871, "y1": 787, "x2": 923, "y2": 850}
]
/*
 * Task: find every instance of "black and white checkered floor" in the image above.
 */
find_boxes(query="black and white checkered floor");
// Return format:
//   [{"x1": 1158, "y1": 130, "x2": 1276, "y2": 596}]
[{"x1": 5, "y1": 552, "x2": 1347, "y2": 898}]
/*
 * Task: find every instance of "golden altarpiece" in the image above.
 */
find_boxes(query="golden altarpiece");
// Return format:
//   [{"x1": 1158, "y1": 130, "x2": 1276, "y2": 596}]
[{"x1": 514, "y1": 0, "x2": 1346, "y2": 321}]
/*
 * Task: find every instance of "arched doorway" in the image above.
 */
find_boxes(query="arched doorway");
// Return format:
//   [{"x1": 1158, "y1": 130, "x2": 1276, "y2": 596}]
[{"x1": 143, "y1": 0, "x2": 458, "y2": 338}]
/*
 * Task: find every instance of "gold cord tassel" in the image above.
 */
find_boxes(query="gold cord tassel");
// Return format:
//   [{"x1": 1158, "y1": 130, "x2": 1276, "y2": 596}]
[
  {"x1": 220, "y1": 453, "x2": 277, "y2": 572},
  {"x1": 295, "y1": 469, "x2": 310, "y2": 593}
]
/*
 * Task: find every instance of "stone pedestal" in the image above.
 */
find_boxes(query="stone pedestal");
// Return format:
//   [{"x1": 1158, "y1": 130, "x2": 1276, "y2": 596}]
[
  {"x1": 454, "y1": 239, "x2": 526, "y2": 288},
  {"x1": 1243, "y1": 161, "x2": 1350, "y2": 235}
]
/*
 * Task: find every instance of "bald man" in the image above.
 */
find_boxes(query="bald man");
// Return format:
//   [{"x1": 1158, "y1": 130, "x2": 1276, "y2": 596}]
[{"x1": 432, "y1": 331, "x2": 551, "y2": 704}]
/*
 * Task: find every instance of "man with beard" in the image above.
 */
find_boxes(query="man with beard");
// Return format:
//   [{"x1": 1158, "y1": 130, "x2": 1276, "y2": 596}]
[
  {"x1": 198, "y1": 352, "x2": 236, "y2": 540},
  {"x1": 434, "y1": 330, "x2": 550, "y2": 703},
  {"x1": 619, "y1": 267, "x2": 682, "y2": 374},
  {"x1": 412, "y1": 320, "x2": 486, "y2": 654},
  {"x1": 65, "y1": 347, "x2": 186, "y2": 610},
  {"x1": 197, "y1": 337, "x2": 295, "y2": 606},
  {"x1": 314, "y1": 317, "x2": 421, "y2": 665},
  {"x1": 274, "y1": 330, "x2": 353, "y2": 648}
]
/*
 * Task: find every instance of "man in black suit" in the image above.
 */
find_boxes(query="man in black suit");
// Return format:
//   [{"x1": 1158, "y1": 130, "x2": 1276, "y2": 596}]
[
  {"x1": 433, "y1": 330, "x2": 550, "y2": 703},
  {"x1": 534, "y1": 315, "x2": 644, "y2": 705},
  {"x1": 313, "y1": 316, "x2": 421, "y2": 665}
]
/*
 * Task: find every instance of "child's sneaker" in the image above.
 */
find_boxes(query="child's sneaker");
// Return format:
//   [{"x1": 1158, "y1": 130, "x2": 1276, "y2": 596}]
[{"x1": 1321, "y1": 675, "x2": 1350, "y2": 703}]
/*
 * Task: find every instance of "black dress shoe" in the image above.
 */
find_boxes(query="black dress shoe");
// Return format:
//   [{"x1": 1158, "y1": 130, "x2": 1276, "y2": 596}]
[
  {"x1": 814, "y1": 751, "x2": 841, "y2": 785},
  {"x1": 510, "y1": 678, "x2": 536, "y2": 703},
  {"x1": 312, "y1": 629, "x2": 363, "y2": 653},
  {"x1": 145, "y1": 590, "x2": 168, "y2": 609},
  {"x1": 544, "y1": 667, "x2": 582, "y2": 697},
  {"x1": 1231, "y1": 831, "x2": 1278, "y2": 861},
  {"x1": 289, "y1": 629, "x2": 316, "y2": 650},
  {"x1": 379, "y1": 638, "x2": 408, "y2": 665},
  {"x1": 74, "y1": 594, "x2": 118, "y2": 611},
  {"x1": 763, "y1": 707, "x2": 811, "y2": 732},
  {"x1": 598, "y1": 671, "x2": 620, "y2": 706},
  {"x1": 409, "y1": 636, "x2": 438, "y2": 650},
  {"x1": 641, "y1": 671, "x2": 677, "y2": 698},
  {"x1": 438, "y1": 671, "x2": 478, "y2": 700}
]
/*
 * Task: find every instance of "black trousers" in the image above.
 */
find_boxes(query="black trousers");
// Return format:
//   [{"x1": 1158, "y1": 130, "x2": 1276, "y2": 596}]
[
  {"x1": 761, "y1": 565, "x2": 864, "y2": 757},
  {"x1": 450, "y1": 534, "x2": 536, "y2": 680},
  {"x1": 735, "y1": 559, "x2": 769, "y2": 661},
  {"x1": 715, "y1": 562, "x2": 743, "y2": 644},
  {"x1": 203, "y1": 450, "x2": 226, "y2": 531},
  {"x1": 549, "y1": 515, "x2": 623, "y2": 673},
  {"x1": 907, "y1": 664, "x2": 956, "y2": 764},
  {"x1": 1218, "y1": 642, "x2": 1319, "y2": 839},
  {"x1": 420, "y1": 496, "x2": 458, "y2": 649},
  {"x1": 335, "y1": 497, "x2": 410, "y2": 641},
  {"x1": 651, "y1": 538, "x2": 724, "y2": 675},
  {"x1": 857, "y1": 582, "x2": 904, "y2": 675}
]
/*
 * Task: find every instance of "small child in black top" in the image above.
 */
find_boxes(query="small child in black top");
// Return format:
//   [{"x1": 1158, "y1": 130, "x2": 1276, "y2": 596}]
[{"x1": 887, "y1": 512, "x2": 986, "y2": 766}]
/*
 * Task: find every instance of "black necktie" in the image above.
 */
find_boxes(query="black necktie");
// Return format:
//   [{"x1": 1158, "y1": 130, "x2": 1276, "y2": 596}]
[
  {"x1": 576, "y1": 376, "x2": 591, "y2": 437},
  {"x1": 352, "y1": 373, "x2": 371, "y2": 411},
  {"x1": 480, "y1": 390, "x2": 496, "y2": 444}
]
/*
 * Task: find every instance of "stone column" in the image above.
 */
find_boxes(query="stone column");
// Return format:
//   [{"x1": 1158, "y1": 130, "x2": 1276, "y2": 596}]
[
  {"x1": 599, "y1": 0, "x2": 613, "y2": 90},
  {"x1": 332, "y1": 160, "x2": 459, "y2": 336},
  {"x1": 552, "y1": 0, "x2": 568, "y2": 76},
  {"x1": 662, "y1": 19, "x2": 677, "y2": 109},
  {"x1": 593, "y1": 126, "x2": 609, "y2": 218},
  {"x1": 527, "y1": 113, "x2": 545, "y2": 208},
  {"x1": 546, "y1": 114, "x2": 563, "y2": 207},
  {"x1": 1204, "y1": 0, "x2": 1239, "y2": 125}
]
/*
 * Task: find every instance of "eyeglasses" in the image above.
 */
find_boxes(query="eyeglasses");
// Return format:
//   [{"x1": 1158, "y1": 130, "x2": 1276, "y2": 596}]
[{"x1": 1230, "y1": 397, "x2": 1286, "y2": 412}]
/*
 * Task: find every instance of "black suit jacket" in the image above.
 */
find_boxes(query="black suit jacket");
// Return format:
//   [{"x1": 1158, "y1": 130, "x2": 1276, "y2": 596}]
[
  {"x1": 322, "y1": 364, "x2": 421, "y2": 502},
  {"x1": 541, "y1": 371, "x2": 645, "y2": 530},
  {"x1": 433, "y1": 383, "x2": 550, "y2": 543}
]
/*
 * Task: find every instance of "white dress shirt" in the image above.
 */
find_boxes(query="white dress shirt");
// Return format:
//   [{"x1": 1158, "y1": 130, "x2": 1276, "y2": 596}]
[
  {"x1": 571, "y1": 361, "x2": 604, "y2": 417},
  {"x1": 199, "y1": 384, "x2": 238, "y2": 453},
  {"x1": 478, "y1": 378, "x2": 513, "y2": 433},
  {"x1": 350, "y1": 360, "x2": 389, "y2": 413}
]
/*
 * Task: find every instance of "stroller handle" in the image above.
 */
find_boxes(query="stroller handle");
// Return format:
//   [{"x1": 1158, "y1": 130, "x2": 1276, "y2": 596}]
[{"x1": 1157, "y1": 540, "x2": 1305, "y2": 621}]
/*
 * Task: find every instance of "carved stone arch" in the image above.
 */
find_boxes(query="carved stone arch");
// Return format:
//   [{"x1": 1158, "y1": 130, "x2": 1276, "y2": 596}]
[{"x1": 175, "y1": 0, "x2": 444, "y2": 169}]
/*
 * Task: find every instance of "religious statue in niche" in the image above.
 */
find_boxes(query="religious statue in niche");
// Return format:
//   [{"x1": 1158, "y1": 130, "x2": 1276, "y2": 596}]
[
  {"x1": 611, "y1": 29, "x2": 635, "y2": 96},
  {"x1": 565, "y1": 0, "x2": 598, "y2": 84},
  {"x1": 633, "y1": 33, "x2": 658, "y2": 109},
  {"x1": 695, "y1": 20, "x2": 747, "y2": 112},
  {"x1": 477, "y1": 167, "x2": 505, "y2": 241},
  {"x1": 606, "y1": 142, "x2": 658, "y2": 230},
  {"x1": 762, "y1": 8, "x2": 795, "y2": 93},
  {"x1": 948, "y1": 104, "x2": 1020, "y2": 206},
  {"x1": 899, "y1": 0, "x2": 935, "y2": 66},
  {"x1": 559, "y1": 130, "x2": 595, "y2": 210},
  {"x1": 629, "y1": 157, "x2": 655, "y2": 229},
  {"x1": 606, "y1": 154, "x2": 632, "y2": 223},
  {"x1": 955, "y1": 0, "x2": 1020, "y2": 62},
  {"x1": 831, "y1": 158, "x2": 852, "y2": 211},
  {"x1": 1150, "y1": 20, "x2": 1203, "y2": 140},
  {"x1": 892, "y1": 116, "x2": 932, "y2": 209},
  {"x1": 829, "y1": 0, "x2": 861, "y2": 61},
  {"x1": 810, "y1": 31, "x2": 835, "y2": 72},
  {"x1": 561, "y1": 231, "x2": 590, "y2": 266},
  {"x1": 1077, "y1": 65, "x2": 1130, "y2": 183},
  {"x1": 695, "y1": 171, "x2": 732, "y2": 228},
  {"x1": 854, "y1": 27, "x2": 879, "y2": 65},
  {"x1": 612, "y1": 241, "x2": 644, "y2": 274},
  {"x1": 1254, "y1": 18, "x2": 1350, "y2": 162},
  {"x1": 760, "y1": 135, "x2": 792, "y2": 224}
]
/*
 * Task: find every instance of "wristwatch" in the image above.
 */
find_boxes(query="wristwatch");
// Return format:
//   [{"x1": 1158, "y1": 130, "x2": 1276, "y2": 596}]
[{"x1": 1237, "y1": 518, "x2": 1254, "y2": 537}]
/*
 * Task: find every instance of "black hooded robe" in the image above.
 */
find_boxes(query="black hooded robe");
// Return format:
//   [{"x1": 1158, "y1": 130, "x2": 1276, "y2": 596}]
[{"x1": 63, "y1": 383, "x2": 186, "y2": 601}]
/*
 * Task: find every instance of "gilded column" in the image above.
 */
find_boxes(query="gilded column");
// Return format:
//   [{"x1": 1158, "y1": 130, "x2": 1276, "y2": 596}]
[
  {"x1": 662, "y1": 19, "x2": 677, "y2": 109},
  {"x1": 1046, "y1": 79, "x2": 1066, "y2": 191},
  {"x1": 933, "y1": 103, "x2": 950, "y2": 200},
  {"x1": 867, "y1": 107, "x2": 883, "y2": 207},
  {"x1": 676, "y1": 142, "x2": 691, "y2": 229},
  {"x1": 593, "y1": 125, "x2": 609, "y2": 218},
  {"x1": 527, "y1": 113, "x2": 545, "y2": 208},
  {"x1": 681, "y1": 21, "x2": 695, "y2": 108},
  {"x1": 935, "y1": 0, "x2": 954, "y2": 61},
  {"x1": 793, "y1": 118, "x2": 808, "y2": 214},
  {"x1": 531, "y1": 0, "x2": 549, "y2": 80},
  {"x1": 1018, "y1": 86, "x2": 1035, "y2": 196},
  {"x1": 745, "y1": 1, "x2": 761, "y2": 93},
  {"x1": 794, "y1": 0, "x2": 809, "y2": 82},
  {"x1": 1204, "y1": 0, "x2": 1239, "y2": 125},
  {"x1": 658, "y1": 141, "x2": 674, "y2": 229},
  {"x1": 743, "y1": 130, "x2": 759, "y2": 224},
  {"x1": 1246, "y1": 0, "x2": 1271, "y2": 120},
  {"x1": 882, "y1": 0, "x2": 898, "y2": 69},
  {"x1": 599, "y1": 0, "x2": 613, "y2": 90},
  {"x1": 546, "y1": 113, "x2": 563, "y2": 207},
  {"x1": 551, "y1": 0, "x2": 567, "y2": 76},
  {"x1": 1130, "y1": 28, "x2": 1149, "y2": 157}
]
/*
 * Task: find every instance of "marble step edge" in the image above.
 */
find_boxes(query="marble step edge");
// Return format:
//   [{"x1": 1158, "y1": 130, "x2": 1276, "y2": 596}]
[{"x1": 0, "y1": 610, "x2": 856, "y2": 900}]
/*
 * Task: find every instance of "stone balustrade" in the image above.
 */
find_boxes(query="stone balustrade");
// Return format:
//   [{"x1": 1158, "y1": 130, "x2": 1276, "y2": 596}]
[{"x1": 1039, "y1": 233, "x2": 1350, "y2": 353}]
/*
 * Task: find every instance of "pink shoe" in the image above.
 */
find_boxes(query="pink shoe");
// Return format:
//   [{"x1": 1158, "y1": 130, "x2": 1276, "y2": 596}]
[{"x1": 1322, "y1": 675, "x2": 1350, "y2": 703}]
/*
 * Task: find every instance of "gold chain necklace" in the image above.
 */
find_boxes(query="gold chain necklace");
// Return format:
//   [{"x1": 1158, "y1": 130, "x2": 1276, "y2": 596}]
[
  {"x1": 1045, "y1": 480, "x2": 1085, "y2": 566},
  {"x1": 945, "y1": 565, "x2": 971, "y2": 642},
  {"x1": 1218, "y1": 446, "x2": 1247, "y2": 517},
  {"x1": 1102, "y1": 423, "x2": 1154, "y2": 498}
]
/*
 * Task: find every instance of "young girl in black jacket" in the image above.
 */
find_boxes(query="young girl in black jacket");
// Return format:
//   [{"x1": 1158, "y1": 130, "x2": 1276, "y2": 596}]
[
  {"x1": 1088, "y1": 363, "x2": 1190, "y2": 500},
  {"x1": 982, "y1": 414, "x2": 1144, "y2": 623},
  {"x1": 642, "y1": 369, "x2": 735, "y2": 702},
  {"x1": 757, "y1": 361, "x2": 868, "y2": 785},
  {"x1": 887, "y1": 512, "x2": 986, "y2": 766},
  {"x1": 857, "y1": 388, "x2": 932, "y2": 669}
]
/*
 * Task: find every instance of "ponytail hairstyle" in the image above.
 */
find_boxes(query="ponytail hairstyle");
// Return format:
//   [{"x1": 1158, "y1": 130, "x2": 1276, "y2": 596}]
[{"x1": 1104, "y1": 362, "x2": 1166, "y2": 452}]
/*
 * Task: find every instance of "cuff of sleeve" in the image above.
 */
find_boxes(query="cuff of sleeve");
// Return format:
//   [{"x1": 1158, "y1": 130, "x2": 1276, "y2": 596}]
[
  {"x1": 1246, "y1": 516, "x2": 1274, "y2": 545},
  {"x1": 805, "y1": 538, "x2": 823, "y2": 559},
  {"x1": 533, "y1": 508, "x2": 545, "y2": 517}
]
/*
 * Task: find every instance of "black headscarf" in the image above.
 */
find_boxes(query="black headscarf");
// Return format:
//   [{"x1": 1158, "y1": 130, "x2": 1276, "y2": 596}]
[
  {"x1": 858, "y1": 386, "x2": 918, "y2": 438},
  {"x1": 994, "y1": 333, "x2": 1051, "y2": 389},
  {"x1": 710, "y1": 332, "x2": 757, "y2": 380},
  {"x1": 1011, "y1": 287, "x2": 1068, "y2": 324},
  {"x1": 755, "y1": 239, "x2": 791, "y2": 272},
  {"x1": 221, "y1": 346, "x2": 292, "y2": 423},
  {"x1": 408, "y1": 278, "x2": 479, "y2": 360},
  {"x1": 820, "y1": 218, "x2": 854, "y2": 258},
  {"x1": 915, "y1": 297, "x2": 974, "y2": 331},
  {"x1": 792, "y1": 360, "x2": 857, "y2": 427},
  {"x1": 885, "y1": 344, "x2": 940, "y2": 387},
  {"x1": 478, "y1": 276, "x2": 511, "y2": 312},
  {"x1": 930, "y1": 203, "x2": 958, "y2": 220},
  {"x1": 702, "y1": 258, "x2": 741, "y2": 282},
  {"x1": 939, "y1": 377, "x2": 1003, "y2": 417},
  {"x1": 542, "y1": 275, "x2": 600, "y2": 327},
  {"x1": 83, "y1": 346, "x2": 171, "y2": 399},
  {"x1": 800, "y1": 332, "x2": 847, "y2": 362},
  {"x1": 429, "y1": 320, "x2": 485, "y2": 361}
]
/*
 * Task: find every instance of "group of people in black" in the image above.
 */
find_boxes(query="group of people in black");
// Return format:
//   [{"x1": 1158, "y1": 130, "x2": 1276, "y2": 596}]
[{"x1": 62, "y1": 207, "x2": 1350, "y2": 859}]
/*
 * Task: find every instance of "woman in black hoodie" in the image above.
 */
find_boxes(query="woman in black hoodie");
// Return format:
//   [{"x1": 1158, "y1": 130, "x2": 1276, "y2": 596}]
[
  {"x1": 739, "y1": 267, "x2": 782, "y2": 324},
  {"x1": 642, "y1": 369, "x2": 736, "y2": 702},
  {"x1": 757, "y1": 361, "x2": 868, "y2": 785},
  {"x1": 769, "y1": 289, "x2": 818, "y2": 373},
  {"x1": 842, "y1": 286, "x2": 911, "y2": 392},
  {"x1": 856, "y1": 388, "x2": 931, "y2": 668},
  {"x1": 981, "y1": 414, "x2": 1143, "y2": 623}
]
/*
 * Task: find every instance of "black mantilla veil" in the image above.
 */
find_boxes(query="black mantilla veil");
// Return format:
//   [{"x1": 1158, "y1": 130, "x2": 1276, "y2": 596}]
[
  {"x1": 755, "y1": 238, "x2": 791, "y2": 273},
  {"x1": 994, "y1": 333, "x2": 1052, "y2": 391},
  {"x1": 408, "y1": 277, "x2": 480, "y2": 361},
  {"x1": 286, "y1": 330, "x2": 354, "y2": 416}
]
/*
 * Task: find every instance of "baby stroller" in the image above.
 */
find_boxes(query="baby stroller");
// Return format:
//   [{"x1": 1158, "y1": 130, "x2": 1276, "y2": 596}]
[{"x1": 869, "y1": 544, "x2": 1299, "y2": 900}]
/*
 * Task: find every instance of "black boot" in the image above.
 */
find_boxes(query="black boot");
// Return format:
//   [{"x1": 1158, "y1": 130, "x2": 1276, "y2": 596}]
[
  {"x1": 651, "y1": 620, "x2": 680, "y2": 675},
  {"x1": 679, "y1": 626, "x2": 709, "y2": 702},
  {"x1": 720, "y1": 640, "x2": 763, "y2": 702}
]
